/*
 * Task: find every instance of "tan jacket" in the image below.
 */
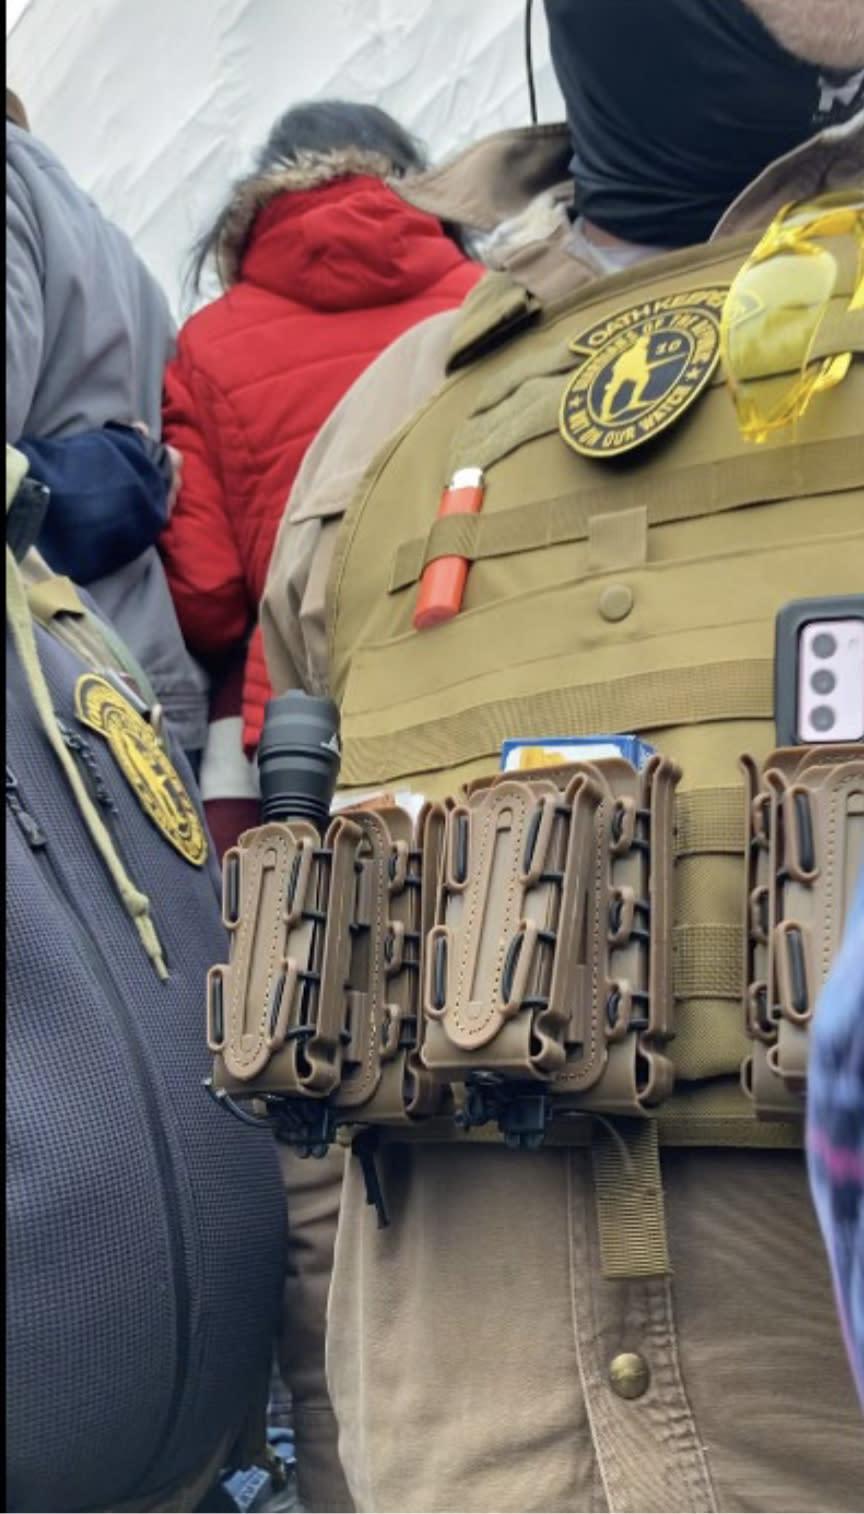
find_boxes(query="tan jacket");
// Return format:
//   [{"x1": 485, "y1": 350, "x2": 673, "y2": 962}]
[{"x1": 261, "y1": 110, "x2": 864, "y2": 702}]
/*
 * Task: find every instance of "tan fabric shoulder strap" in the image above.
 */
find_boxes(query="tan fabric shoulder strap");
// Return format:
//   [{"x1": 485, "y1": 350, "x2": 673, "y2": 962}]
[
  {"x1": 26, "y1": 573, "x2": 87, "y2": 621},
  {"x1": 445, "y1": 271, "x2": 542, "y2": 373}
]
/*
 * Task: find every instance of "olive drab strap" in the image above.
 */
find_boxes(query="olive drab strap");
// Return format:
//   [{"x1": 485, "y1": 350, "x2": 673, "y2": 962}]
[
  {"x1": 443, "y1": 271, "x2": 541, "y2": 373},
  {"x1": 338, "y1": 659, "x2": 776, "y2": 789},
  {"x1": 591, "y1": 1118, "x2": 669, "y2": 1279},
  {"x1": 24, "y1": 563, "x2": 160, "y2": 711},
  {"x1": 741, "y1": 744, "x2": 864, "y2": 1120},
  {"x1": 388, "y1": 433, "x2": 864, "y2": 593}
]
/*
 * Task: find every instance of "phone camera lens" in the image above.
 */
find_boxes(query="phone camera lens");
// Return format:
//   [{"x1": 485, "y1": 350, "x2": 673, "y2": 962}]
[
  {"x1": 810, "y1": 668, "x2": 836, "y2": 695},
  {"x1": 812, "y1": 631, "x2": 837, "y2": 659},
  {"x1": 810, "y1": 705, "x2": 835, "y2": 732}
]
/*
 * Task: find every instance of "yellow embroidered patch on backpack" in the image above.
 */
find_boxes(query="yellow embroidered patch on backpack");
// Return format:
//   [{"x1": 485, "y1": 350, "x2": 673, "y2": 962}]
[
  {"x1": 559, "y1": 286, "x2": 727, "y2": 458},
  {"x1": 75, "y1": 673, "x2": 208, "y2": 867}
]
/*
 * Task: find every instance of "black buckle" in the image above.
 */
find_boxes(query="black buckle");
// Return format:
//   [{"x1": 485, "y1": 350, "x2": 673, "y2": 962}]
[
  {"x1": 272, "y1": 1099, "x2": 338, "y2": 1158},
  {"x1": 454, "y1": 1071, "x2": 551, "y2": 1150}
]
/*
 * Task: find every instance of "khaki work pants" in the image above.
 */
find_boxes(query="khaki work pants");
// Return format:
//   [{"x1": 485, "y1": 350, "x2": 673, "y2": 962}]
[
  {"x1": 327, "y1": 1143, "x2": 864, "y2": 1513},
  {"x1": 279, "y1": 1145, "x2": 354, "y2": 1512}
]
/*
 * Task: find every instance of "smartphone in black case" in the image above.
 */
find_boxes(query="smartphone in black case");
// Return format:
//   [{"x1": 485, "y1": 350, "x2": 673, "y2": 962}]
[{"x1": 775, "y1": 595, "x2": 864, "y2": 746}]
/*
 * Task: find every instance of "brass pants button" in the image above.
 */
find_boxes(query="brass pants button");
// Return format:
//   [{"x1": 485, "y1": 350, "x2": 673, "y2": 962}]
[
  {"x1": 598, "y1": 584, "x2": 634, "y2": 621},
  {"x1": 609, "y1": 1351, "x2": 651, "y2": 1399}
]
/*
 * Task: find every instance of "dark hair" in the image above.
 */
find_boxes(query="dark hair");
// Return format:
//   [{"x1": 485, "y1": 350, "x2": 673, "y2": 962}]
[
  {"x1": 187, "y1": 99, "x2": 427, "y2": 297},
  {"x1": 254, "y1": 99, "x2": 425, "y2": 177}
]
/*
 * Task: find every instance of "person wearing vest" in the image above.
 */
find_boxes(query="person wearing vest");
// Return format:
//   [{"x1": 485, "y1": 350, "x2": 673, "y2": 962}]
[{"x1": 255, "y1": 5, "x2": 864, "y2": 1510}]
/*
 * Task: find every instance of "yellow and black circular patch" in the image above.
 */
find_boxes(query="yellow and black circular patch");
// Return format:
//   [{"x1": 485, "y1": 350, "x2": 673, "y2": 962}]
[
  {"x1": 559, "y1": 285, "x2": 727, "y2": 458},
  {"x1": 75, "y1": 673, "x2": 208, "y2": 867}
]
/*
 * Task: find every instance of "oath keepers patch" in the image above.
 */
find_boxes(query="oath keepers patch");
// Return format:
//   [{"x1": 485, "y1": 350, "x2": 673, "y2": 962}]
[
  {"x1": 74, "y1": 673, "x2": 208, "y2": 867},
  {"x1": 559, "y1": 286, "x2": 727, "y2": 458}
]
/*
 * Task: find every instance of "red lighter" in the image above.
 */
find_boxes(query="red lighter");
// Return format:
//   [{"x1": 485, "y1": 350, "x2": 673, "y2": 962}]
[{"x1": 413, "y1": 467, "x2": 485, "y2": 631}]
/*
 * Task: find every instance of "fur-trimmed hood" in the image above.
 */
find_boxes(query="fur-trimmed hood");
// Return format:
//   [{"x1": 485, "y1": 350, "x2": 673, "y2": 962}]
[
  {"x1": 161, "y1": 149, "x2": 480, "y2": 759},
  {"x1": 214, "y1": 146, "x2": 403, "y2": 287}
]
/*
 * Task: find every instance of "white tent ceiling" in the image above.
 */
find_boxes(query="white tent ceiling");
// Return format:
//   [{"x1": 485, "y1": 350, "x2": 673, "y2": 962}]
[{"x1": 7, "y1": 0, "x2": 565, "y2": 318}]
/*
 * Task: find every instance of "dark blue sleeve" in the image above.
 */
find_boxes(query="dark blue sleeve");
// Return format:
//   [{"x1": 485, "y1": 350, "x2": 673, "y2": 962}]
[{"x1": 19, "y1": 426, "x2": 172, "y2": 585}]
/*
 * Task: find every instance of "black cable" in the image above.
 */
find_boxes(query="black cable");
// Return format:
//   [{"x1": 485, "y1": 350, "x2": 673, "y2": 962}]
[{"x1": 525, "y1": 0, "x2": 538, "y2": 124}]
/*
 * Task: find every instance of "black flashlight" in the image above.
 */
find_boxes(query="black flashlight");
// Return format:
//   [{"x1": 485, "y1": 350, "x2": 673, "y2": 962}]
[{"x1": 257, "y1": 689, "x2": 341, "y2": 833}]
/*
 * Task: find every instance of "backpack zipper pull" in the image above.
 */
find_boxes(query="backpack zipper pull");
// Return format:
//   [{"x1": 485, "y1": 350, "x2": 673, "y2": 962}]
[
  {"x1": 56, "y1": 718, "x2": 116, "y2": 811},
  {"x1": 6, "y1": 767, "x2": 46, "y2": 849}
]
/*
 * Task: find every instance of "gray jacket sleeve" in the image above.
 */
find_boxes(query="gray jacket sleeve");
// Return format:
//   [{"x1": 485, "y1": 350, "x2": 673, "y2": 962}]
[{"x1": 6, "y1": 157, "x2": 45, "y2": 444}]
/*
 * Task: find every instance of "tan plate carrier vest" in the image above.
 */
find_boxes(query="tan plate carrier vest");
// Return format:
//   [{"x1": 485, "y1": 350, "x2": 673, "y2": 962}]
[{"x1": 211, "y1": 232, "x2": 864, "y2": 1275}]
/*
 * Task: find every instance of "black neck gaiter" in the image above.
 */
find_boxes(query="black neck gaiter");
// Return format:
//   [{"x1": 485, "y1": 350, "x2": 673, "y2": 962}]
[{"x1": 543, "y1": 0, "x2": 864, "y2": 247}]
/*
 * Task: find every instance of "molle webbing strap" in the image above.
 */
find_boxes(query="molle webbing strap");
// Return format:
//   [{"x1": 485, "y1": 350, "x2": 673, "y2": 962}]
[
  {"x1": 389, "y1": 431, "x2": 864, "y2": 591},
  {"x1": 810, "y1": 305, "x2": 864, "y2": 363},
  {"x1": 339, "y1": 659, "x2": 773, "y2": 787},
  {"x1": 673, "y1": 924, "x2": 743, "y2": 1001},
  {"x1": 370, "y1": 1093, "x2": 803, "y2": 1149},
  {"x1": 444, "y1": 296, "x2": 862, "y2": 485},
  {"x1": 368, "y1": 1071, "x2": 804, "y2": 1154},
  {"x1": 591, "y1": 1118, "x2": 669, "y2": 1279},
  {"x1": 674, "y1": 786, "x2": 743, "y2": 857},
  {"x1": 654, "y1": 1082, "x2": 801, "y2": 1149}
]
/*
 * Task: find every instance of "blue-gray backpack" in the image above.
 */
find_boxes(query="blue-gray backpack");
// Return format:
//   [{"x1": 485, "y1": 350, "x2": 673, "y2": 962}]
[{"x1": 5, "y1": 446, "x2": 287, "y2": 1513}]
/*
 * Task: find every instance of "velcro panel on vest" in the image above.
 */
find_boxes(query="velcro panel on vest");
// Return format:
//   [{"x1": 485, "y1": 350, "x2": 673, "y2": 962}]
[
  {"x1": 470, "y1": 340, "x2": 576, "y2": 416},
  {"x1": 209, "y1": 815, "x2": 361, "y2": 1097},
  {"x1": 741, "y1": 744, "x2": 864, "y2": 1119}
]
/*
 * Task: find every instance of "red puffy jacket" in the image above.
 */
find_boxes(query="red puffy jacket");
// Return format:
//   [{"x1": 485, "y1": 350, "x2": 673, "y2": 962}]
[{"x1": 160, "y1": 170, "x2": 481, "y2": 754}]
